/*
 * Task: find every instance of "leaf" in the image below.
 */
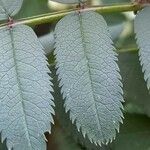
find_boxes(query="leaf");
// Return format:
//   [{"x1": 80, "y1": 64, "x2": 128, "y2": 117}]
[
  {"x1": 0, "y1": 25, "x2": 54, "y2": 150},
  {"x1": 0, "y1": 0, "x2": 23, "y2": 20},
  {"x1": 40, "y1": 23, "x2": 124, "y2": 56},
  {"x1": 134, "y1": 6, "x2": 150, "y2": 89},
  {"x1": 50, "y1": 65, "x2": 111, "y2": 150},
  {"x1": 50, "y1": 0, "x2": 87, "y2": 4},
  {"x1": 15, "y1": 0, "x2": 49, "y2": 19},
  {"x1": 55, "y1": 11, "x2": 124, "y2": 145}
]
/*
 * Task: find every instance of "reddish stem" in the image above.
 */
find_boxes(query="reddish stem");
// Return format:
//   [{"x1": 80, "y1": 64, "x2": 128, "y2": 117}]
[
  {"x1": 134, "y1": 0, "x2": 150, "y2": 4},
  {"x1": 76, "y1": 2, "x2": 86, "y2": 14},
  {"x1": 7, "y1": 17, "x2": 14, "y2": 29}
]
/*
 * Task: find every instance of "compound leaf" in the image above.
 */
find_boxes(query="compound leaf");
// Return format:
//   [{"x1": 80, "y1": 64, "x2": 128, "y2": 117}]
[
  {"x1": 50, "y1": 0, "x2": 86, "y2": 4},
  {"x1": 134, "y1": 7, "x2": 150, "y2": 89},
  {"x1": 0, "y1": 25, "x2": 54, "y2": 150},
  {"x1": 0, "y1": 0, "x2": 23, "y2": 20},
  {"x1": 55, "y1": 11, "x2": 124, "y2": 145}
]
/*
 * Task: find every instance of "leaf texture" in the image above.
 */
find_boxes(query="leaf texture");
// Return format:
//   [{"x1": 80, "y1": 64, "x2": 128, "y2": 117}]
[
  {"x1": 50, "y1": 0, "x2": 86, "y2": 4},
  {"x1": 39, "y1": 24, "x2": 123, "y2": 56},
  {"x1": 134, "y1": 7, "x2": 150, "y2": 89},
  {"x1": 0, "y1": 0, "x2": 23, "y2": 20},
  {"x1": 55, "y1": 11, "x2": 124, "y2": 145},
  {"x1": 51, "y1": 65, "x2": 112, "y2": 150},
  {"x1": 0, "y1": 25, "x2": 54, "y2": 150}
]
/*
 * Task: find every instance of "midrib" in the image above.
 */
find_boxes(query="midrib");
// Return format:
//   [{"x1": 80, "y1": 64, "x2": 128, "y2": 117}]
[{"x1": 78, "y1": 13, "x2": 104, "y2": 139}]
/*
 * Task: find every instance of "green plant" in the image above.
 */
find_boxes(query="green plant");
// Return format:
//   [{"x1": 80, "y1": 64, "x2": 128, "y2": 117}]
[{"x1": 0, "y1": 0, "x2": 150, "y2": 150}]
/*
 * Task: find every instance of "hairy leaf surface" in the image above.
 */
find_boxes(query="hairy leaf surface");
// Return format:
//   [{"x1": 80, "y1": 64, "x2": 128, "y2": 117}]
[
  {"x1": 55, "y1": 11, "x2": 124, "y2": 145},
  {"x1": 50, "y1": 0, "x2": 86, "y2": 4},
  {"x1": 0, "y1": 0, "x2": 23, "y2": 20},
  {"x1": 134, "y1": 7, "x2": 150, "y2": 89},
  {"x1": 0, "y1": 25, "x2": 54, "y2": 150},
  {"x1": 51, "y1": 65, "x2": 111, "y2": 150}
]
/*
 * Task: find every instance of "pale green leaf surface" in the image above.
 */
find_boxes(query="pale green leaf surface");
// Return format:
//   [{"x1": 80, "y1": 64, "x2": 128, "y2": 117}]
[
  {"x1": 0, "y1": 25, "x2": 54, "y2": 150},
  {"x1": 51, "y1": 65, "x2": 111, "y2": 150},
  {"x1": 39, "y1": 24, "x2": 123, "y2": 56},
  {"x1": 55, "y1": 11, "x2": 124, "y2": 145},
  {"x1": 0, "y1": 0, "x2": 23, "y2": 20},
  {"x1": 134, "y1": 7, "x2": 150, "y2": 89},
  {"x1": 50, "y1": 0, "x2": 86, "y2": 4}
]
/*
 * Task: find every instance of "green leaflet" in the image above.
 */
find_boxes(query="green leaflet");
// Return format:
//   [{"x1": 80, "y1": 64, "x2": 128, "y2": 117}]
[
  {"x1": 134, "y1": 7, "x2": 150, "y2": 90},
  {"x1": 0, "y1": 0, "x2": 23, "y2": 20},
  {"x1": 51, "y1": 65, "x2": 111, "y2": 150},
  {"x1": 50, "y1": 0, "x2": 87, "y2": 4},
  {"x1": 55, "y1": 11, "x2": 124, "y2": 145},
  {"x1": 39, "y1": 24, "x2": 123, "y2": 55},
  {"x1": 0, "y1": 25, "x2": 54, "y2": 150}
]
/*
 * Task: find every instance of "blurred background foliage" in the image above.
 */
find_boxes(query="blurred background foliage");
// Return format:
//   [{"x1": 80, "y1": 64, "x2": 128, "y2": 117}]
[{"x1": 1, "y1": 0, "x2": 150, "y2": 150}]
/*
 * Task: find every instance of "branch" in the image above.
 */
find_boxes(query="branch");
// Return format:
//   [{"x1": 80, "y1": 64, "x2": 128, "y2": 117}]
[{"x1": 0, "y1": 3, "x2": 143, "y2": 28}]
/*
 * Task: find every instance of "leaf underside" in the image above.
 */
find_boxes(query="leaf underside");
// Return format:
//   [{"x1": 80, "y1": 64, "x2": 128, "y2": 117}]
[
  {"x1": 134, "y1": 6, "x2": 150, "y2": 89},
  {"x1": 55, "y1": 11, "x2": 124, "y2": 145},
  {"x1": 50, "y1": 0, "x2": 87, "y2": 4},
  {"x1": 0, "y1": 25, "x2": 54, "y2": 150},
  {"x1": 0, "y1": 0, "x2": 23, "y2": 20}
]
